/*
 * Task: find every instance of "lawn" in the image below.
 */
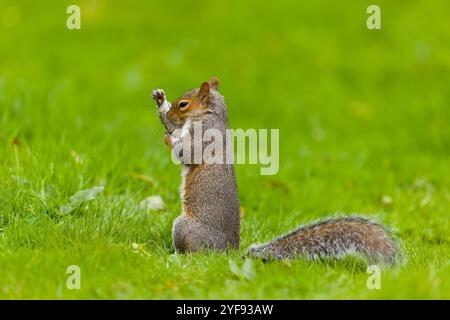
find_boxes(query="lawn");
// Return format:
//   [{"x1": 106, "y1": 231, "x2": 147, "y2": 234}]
[{"x1": 0, "y1": 0, "x2": 449, "y2": 299}]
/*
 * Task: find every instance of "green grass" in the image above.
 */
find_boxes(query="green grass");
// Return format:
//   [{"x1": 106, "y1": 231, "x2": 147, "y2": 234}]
[{"x1": 0, "y1": 0, "x2": 449, "y2": 299}]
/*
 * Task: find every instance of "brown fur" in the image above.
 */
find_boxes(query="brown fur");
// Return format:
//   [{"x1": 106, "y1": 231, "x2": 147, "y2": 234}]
[
  {"x1": 152, "y1": 78, "x2": 403, "y2": 265},
  {"x1": 246, "y1": 216, "x2": 402, "y2": 265},
  {"x1": 154, "y1": 77, "x2": 240, "y2": 253},
  {"x1": 183, "y1": 164, "x2": 201, "y2": 218},
  {"x1": 166, "y1": 82, "x2": 210, "y2": 125}
]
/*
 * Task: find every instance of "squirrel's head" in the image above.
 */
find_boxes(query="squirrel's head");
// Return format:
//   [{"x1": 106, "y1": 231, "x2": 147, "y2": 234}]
[{"x1": 166, "y1": 76, "x2": 221, "y2": 126}]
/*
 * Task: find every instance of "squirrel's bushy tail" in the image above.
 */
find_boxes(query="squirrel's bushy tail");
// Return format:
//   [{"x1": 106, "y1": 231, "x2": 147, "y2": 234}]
[{"x1": 246, "y1": 216, "x2": 402, "y2": 265}]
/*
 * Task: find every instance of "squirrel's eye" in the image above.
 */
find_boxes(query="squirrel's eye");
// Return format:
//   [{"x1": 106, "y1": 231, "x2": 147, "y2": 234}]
[{"x1": 178, "y1": 101, "x2": 189, "y2": 109}]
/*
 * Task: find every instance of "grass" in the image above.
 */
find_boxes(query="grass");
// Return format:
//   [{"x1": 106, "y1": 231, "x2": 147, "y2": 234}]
[{"x1": 0, "y1": 0, "x2": 449, "y2": 299}]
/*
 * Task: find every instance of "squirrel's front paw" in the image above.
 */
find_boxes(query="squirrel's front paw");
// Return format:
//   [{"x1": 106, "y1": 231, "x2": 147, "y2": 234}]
[
  {"x1": 152, "y1": 88, "x2": 166, "y2": 107},
  {"x1": 163, "y1": 133, "x2": 172, "y2": 148}
]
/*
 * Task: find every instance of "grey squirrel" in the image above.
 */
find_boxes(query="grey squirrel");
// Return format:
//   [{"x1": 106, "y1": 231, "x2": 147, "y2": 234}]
[{"x1": 151, "y1": 77, "x2": 402, "y2": 265}]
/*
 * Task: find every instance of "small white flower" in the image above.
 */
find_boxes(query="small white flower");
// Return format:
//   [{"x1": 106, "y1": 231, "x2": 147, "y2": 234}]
[{"x1": 382, "y1": 195, "x2": 393, "y2": 205}]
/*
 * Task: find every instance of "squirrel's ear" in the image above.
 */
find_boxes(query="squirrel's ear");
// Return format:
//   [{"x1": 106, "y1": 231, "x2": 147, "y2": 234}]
[
  {"x1": 198, "y1": 82, "x2": 210, "y2": 102},
  {"x1": 208, "y1": 76, "x2": 219, "y2": 90}
]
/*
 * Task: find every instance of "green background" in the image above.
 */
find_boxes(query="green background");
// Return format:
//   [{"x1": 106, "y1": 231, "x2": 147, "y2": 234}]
[{"x1": 0, "y1": 0, "x2": 449, "y2": 299}]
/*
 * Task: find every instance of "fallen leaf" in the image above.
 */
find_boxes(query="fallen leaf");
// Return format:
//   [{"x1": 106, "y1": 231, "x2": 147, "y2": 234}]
[
  {"x1": 140, "y1": 195, "x2": 165, "y2": 211},
  {"x1": 229, "y1": 259, "x2": 255, "y2": 281},
  {"x1": 129, "y1": 173, "x2": 156, "y2": 185},
  {"x1": 12, "y1": 137, "x2": 22, "y2": 147},
  {"x1": 60, "y1": 186, "x2": 105, "y2": 215},
  {"x1": 70, "y1": 149, "x2": 85, "y2": 164}
]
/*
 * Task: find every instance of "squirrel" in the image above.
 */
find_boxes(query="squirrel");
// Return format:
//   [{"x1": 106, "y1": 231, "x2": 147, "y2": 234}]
[{"x1": 151, "y1": 77, "x2": 402, "y2": 265}]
